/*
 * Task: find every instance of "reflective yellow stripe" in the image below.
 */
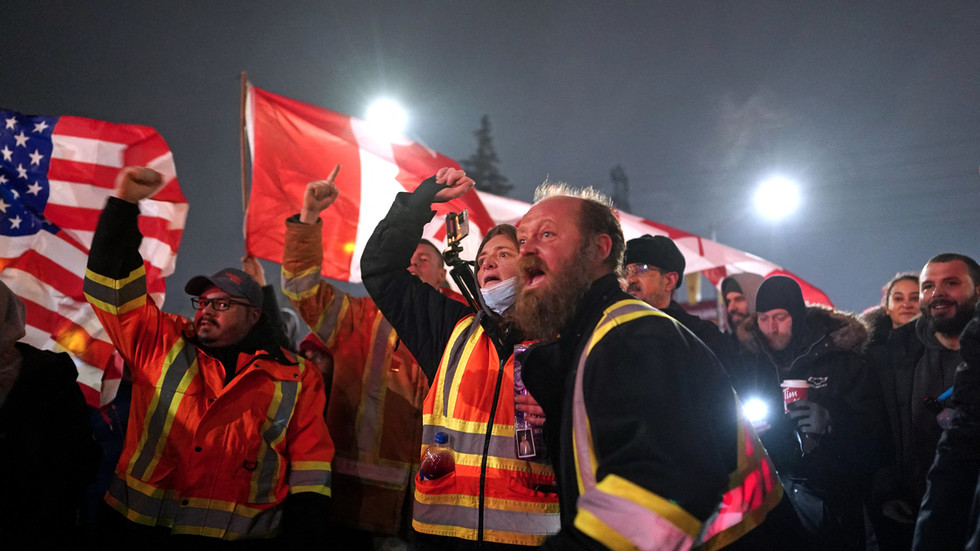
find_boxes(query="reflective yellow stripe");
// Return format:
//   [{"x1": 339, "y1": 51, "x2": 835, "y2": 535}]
[{"x1": 128, "y1": 340, "x2": 199, "y2": 479}]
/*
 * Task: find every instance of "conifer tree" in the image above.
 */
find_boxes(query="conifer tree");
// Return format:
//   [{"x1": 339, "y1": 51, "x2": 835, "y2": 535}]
[{"x1": 461, "y1": 115, "x2": 512, "y2": 196}]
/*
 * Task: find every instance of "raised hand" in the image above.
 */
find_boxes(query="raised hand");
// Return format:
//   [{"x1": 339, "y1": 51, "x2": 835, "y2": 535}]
[
  {"x1": 432, "y1": 167, "x2": 475, "y2": 203},
  {"x1": 114, "y1": 166, "x2": 165, "y2": 204},
  {"x1": 300, "y1": 165, "x2": 341, "y2": 224},
  {"x1": 241, "y1": 255, "x2": 266, "y2": 287}
]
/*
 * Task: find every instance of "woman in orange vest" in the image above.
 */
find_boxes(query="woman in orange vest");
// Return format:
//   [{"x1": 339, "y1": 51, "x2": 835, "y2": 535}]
[{"x1": 362, "y1": 168, "x2": 560, "y2": 549}]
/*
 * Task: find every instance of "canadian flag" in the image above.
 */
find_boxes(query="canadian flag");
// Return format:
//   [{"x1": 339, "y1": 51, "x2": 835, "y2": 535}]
[{"x1": 244, "y1": 83, "x2": 495, "y2": 281}]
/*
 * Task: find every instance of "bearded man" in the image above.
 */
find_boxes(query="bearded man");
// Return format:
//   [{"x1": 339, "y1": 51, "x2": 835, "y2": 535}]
[
  {"x1": 873, "y1": 253, "x2": 980, "y2": 550},
  {"x1": 509, "y1": 184, "x2": 796, "y2": 550}
]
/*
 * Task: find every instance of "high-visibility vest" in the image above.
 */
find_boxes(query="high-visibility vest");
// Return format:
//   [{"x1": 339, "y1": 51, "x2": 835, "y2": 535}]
[
  {"x1": 571, "y1": 300, "x2": 783, "y2": 551},
  {"x1": 283, "y1": 222, "x2": 430, "y2": 534},
  {"x1": 85, "y1": 264, "x2": 333, "y2": 540},
  {"x1": 414, "y1": 314, "x2": 561, "y2": 546}
]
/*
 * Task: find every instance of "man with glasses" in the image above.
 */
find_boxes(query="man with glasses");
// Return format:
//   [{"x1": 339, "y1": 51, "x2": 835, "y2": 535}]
[
  {"x1": 84, "y1": 166, "x2": 333, "y2": 546},
  {"x1": 623, "y1": 234, "x2": 738, "y2": 373}
]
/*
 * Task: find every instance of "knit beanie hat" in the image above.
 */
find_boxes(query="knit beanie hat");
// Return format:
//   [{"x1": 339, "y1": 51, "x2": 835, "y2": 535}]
[
  {"x1": 756, "y1": 275, "x2": 807, "y2": 338},
  {"x1": 624, "y1": 235, "x2": 685, "y2": 277}
]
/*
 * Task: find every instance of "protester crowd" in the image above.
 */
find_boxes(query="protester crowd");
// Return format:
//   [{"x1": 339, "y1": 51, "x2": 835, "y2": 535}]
[{"x1": 2, "y1": 164, "x2": 979, "y2": 550}]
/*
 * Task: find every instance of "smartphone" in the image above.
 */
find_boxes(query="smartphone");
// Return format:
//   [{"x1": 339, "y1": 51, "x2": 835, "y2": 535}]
[{"x1": 446, "y1": 210, "x2": 470, "y2": 245}]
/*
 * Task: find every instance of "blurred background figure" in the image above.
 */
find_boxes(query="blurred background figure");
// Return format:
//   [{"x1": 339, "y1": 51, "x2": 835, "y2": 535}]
[{"x1": 0, "y1": 279, "x2": 100, "y2": 546}]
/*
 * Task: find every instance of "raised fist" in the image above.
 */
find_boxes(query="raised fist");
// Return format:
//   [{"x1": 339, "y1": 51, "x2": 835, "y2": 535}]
[{"x1": 114, "y1": 166, "x2": 165, "y2": 204}]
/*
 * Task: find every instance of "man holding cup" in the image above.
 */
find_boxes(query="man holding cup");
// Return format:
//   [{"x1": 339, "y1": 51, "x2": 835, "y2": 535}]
[{"x1": 733, "y1": 275, "x2": 885, "y2": 550}]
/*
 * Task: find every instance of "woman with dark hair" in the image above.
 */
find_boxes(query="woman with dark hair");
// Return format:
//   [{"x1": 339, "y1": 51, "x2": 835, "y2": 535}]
[{"x1": 863, "y1": 272, "x2": 921, "y2": 351}]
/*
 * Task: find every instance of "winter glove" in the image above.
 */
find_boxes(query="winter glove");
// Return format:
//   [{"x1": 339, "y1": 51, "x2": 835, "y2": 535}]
[{"x1": 788, "y1": 399, "x2": 832, "y2": 435}]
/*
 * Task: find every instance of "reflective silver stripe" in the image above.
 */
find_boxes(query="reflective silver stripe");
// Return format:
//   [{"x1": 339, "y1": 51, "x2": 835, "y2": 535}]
[
  {"x1": 572, "y1": 300, "x2": 696, "y2": 549},
  {"x1": 281, "y1": 267, "x2": 321, "y2": 301},
  {"x1": 314, "y1": 287, "x2": 347, "y2": 343},
  {"x1": 333, "y1": 456, "x2": 411, "y2": 486},
  {"x1": 414, "y1": 500, "x2": 560, "y2": 537},
  {"x1": 83, "y1": 268, "x2": 147, "y2": 308},
  {"x1": 106, "y1": 473, "x2": 178, "y2": 524},
  {"x1": 354, "y1": 316, "x2": 391, "y2": 452},
  {"x1": 130, "y1": 342, "x2": 198, "y2": 479},
  {"x1": 287, "y1": 467, "x2": 332, "y2": 490},
  {"x1": 172, "y1": 503, "x2": 282, "y2": 539},
  {"x1": 251, "y1": 379, "x2": 297, "y2": 503},
  {"x1": 419, "y1": 424, "x2": 514, "y2": 459}
]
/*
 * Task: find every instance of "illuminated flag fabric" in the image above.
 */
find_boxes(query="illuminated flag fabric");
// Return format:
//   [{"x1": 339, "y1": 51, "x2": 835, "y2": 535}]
[
  {"x1": 477, "y1": 190, "x2": 834, "y2": 308},
  {"x1": 0, "y1": 109, "x2": 188, "y2": 406},
  {"x1": 244, "y1": 84, "x2": 496, "y2": 282}
]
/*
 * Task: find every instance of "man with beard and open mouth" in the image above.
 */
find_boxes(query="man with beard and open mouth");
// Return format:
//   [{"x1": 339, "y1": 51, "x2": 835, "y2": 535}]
[
  {"x1": 84, "y1": 167, "x2": 333, "y2": 546},
  {"x1": 872, "y1": 252, "x2": 980, "y2": 550},
  {"x1": 509, "y1": 184, "x2": 797, "y2": 550}
]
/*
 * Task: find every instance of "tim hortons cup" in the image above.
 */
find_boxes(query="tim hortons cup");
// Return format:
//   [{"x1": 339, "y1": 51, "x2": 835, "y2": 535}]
[{"x1": 780, "y1": 379, "x2": 809, "y2": 413}]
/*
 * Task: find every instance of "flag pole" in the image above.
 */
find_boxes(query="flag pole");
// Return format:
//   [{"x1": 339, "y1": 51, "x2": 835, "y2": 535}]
[{"x1": 240, "y1": 71, "x2": 249, "y2": 215}]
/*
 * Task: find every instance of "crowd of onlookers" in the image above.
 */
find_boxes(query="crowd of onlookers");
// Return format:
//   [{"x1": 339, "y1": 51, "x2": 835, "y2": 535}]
[{"x1": 1, "y1": 164, "x2": 978, "y2": 550}]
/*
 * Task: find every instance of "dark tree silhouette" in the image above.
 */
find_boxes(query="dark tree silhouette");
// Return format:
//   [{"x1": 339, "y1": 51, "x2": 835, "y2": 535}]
[
  {"x1": 461, "y1": 115, "x2": 512, "y2": 196},
  {"x1": 610, "y1": 164, "x2": 631, "y2": 212}
]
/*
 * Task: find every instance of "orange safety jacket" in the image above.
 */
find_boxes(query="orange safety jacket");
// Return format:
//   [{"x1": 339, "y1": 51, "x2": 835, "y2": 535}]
[
  {"x1": 570, "y1": 300, "x2": 783, "y2": 550},
  {"x1": 414, "y1": 314, "x2": 561, "y2": 546},
  {"x1": 84, "y1": 262, "x2": 333, "y2": 540},
  {"x1": 282, "y1": 218, "x2": 429, "y2": 534}
]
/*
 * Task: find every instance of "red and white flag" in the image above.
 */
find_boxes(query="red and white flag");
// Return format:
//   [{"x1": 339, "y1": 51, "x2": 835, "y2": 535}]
[
  {"x1": 244, "y1": 84, "x2": 495, "y2": 282},
  {"x1": 0, "y1": 109, "x2": 188, "y2": 406}
]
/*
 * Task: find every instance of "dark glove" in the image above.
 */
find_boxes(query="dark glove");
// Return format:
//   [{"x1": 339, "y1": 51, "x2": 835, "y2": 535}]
[{"x1": 788, "y1": 399, "x2": 832, "y2": 435}]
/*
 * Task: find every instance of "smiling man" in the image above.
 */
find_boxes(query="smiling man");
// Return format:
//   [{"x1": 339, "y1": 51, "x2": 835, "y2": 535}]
[
  {"x1": 510, "y1": 183, "x2": 786, "y2": 550},
  {"x1": 84, "y1": 166, "x2": 333, "y2": 546},
  {"x1": 873, "y1": 253, "x2": 980, "y2": 549}
]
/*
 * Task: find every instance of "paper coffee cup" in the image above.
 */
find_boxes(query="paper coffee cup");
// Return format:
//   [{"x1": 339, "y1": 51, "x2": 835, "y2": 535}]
[{"x1": 780, "y1": 379, "x2": 808, "y2": 413}]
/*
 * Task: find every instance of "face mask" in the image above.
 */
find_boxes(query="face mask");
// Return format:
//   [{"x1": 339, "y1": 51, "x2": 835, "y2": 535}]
[{"x1": 481, "y1": 277, "x2": 518, "y2": 315}]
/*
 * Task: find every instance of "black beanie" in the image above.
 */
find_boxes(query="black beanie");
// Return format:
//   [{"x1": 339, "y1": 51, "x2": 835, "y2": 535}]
[
  {"x1": 624, "y1": 235, "x2": 685, "y2": 277},
  {"x1": 756, "y1": 275, "x2": 807, "y2": 338}
]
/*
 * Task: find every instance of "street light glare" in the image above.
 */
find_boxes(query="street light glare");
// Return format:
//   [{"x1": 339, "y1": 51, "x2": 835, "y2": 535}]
[
  {"x1": 366, "y1": 99, "x2": 408, "y2": 139},
  {"x1": 754, "y1": 176, "x2": 800, "y2": 220}
]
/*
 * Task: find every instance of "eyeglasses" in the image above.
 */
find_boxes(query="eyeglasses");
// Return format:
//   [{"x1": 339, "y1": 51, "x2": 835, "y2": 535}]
[
  {"x1": 191, "y1": 297, "x2": 253, "y2": 311},
  {"x1": 624, "y1": 263, "x2": 662, "y2": 278}
]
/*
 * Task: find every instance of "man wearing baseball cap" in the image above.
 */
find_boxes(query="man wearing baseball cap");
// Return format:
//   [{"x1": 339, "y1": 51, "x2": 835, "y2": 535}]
[{"x1": 84, "y1": 166, "x2": 333, "y2": 546}]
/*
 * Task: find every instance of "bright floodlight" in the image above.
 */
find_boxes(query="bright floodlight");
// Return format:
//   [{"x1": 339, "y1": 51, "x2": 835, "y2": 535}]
[
  {"x1": 366, "y1": 99, "x2": 408, "y2": 139},
  {"x1": 742, "y1": 397, "x2": 769, "y2": 424},
  {"x1": 753, "y1": 176, "x2": 800, "y2": 220}
]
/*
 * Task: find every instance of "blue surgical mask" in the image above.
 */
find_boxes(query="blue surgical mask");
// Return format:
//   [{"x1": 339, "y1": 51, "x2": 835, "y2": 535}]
[{"x1": 480, "y1": 277, "x2": 518, "y2": 315}]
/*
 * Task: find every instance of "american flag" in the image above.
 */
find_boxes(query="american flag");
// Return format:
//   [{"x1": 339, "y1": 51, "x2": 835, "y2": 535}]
[{"x1": 0, "y1": 108, "x2": 188, "y2": 406}]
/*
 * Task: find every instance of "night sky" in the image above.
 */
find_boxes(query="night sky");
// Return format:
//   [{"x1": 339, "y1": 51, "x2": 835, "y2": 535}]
[{"x1": 3, "y1": 1, "x2": 979, "y2": 315}]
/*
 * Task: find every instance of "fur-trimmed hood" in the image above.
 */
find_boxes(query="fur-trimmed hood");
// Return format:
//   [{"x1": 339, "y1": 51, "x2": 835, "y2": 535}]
[
  {"x1": 737, "y1": 304, "x2": 869, "y2": 357},
  {"x1": 859, "y1": 306, "x2": 892, "y2": 349}
]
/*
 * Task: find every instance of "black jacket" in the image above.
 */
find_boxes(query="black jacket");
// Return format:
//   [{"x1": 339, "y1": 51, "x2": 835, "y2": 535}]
[
  {"x1": 874, "y1": 316, "x2": 961, "y2": 510},
  {"x1": 0, "y1": 343, "x2": 100, "y2": 545},
  {"x1": 662, "y1": 299, "x2": 742, "y2": 377},
  {"x1": 735, "y1": 306, "x2": 884, "y2": 493},
  {"x1": 521, "y1": 275, "x2": 741, "y2": 549}
]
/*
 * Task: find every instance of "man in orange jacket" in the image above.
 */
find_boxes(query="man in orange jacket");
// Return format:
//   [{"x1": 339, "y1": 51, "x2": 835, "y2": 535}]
[
  {"x1": 85, "y1": 166, "x2": 333, "y2": 547},
  {"x1": 281, "y1": 172, "x2": 459, "y2": 548}
]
